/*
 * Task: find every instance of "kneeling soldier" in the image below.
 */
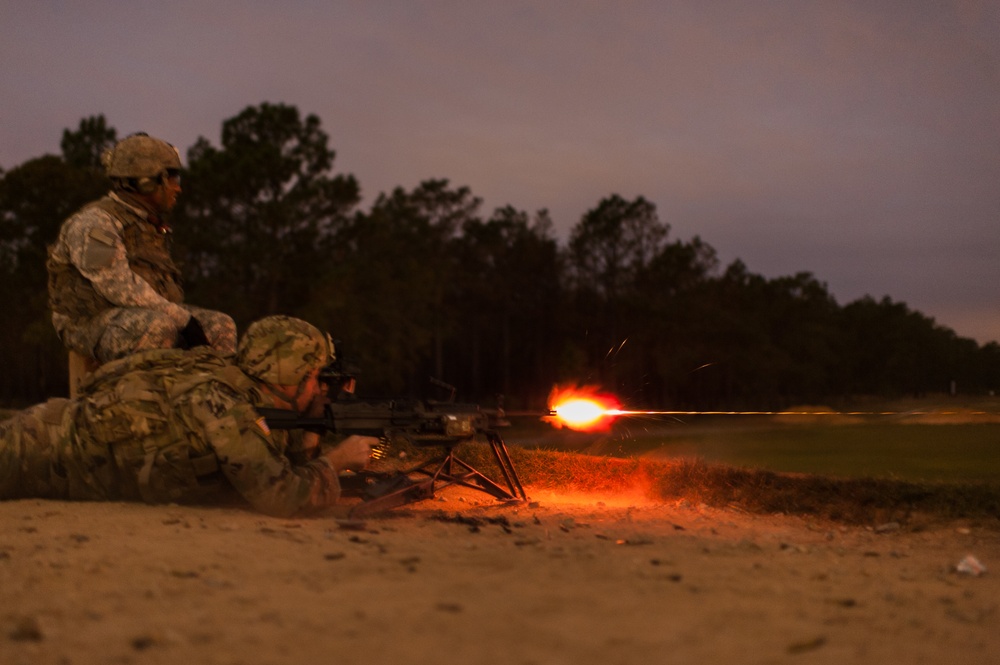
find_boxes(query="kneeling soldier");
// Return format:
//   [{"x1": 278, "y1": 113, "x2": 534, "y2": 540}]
[{"x1": 47, "y1": 132, "x2": 237, "y2": 365}]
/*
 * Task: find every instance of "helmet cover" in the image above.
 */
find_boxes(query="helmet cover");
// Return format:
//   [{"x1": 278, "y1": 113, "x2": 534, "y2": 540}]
[
  {"x1": 237, "y1": 316, "x2": 331, "y2": 386},
  {"x1": 101, "y1": 133, "x2": 182, "y2": 179}
]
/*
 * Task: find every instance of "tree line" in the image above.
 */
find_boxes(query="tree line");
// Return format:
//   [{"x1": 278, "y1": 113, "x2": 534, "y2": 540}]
[{"x1": 2, "y1": 103, "x2": 998, "y2": 409}]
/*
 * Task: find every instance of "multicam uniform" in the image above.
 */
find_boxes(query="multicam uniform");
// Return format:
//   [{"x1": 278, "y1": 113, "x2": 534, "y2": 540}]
[
  {"x1": 47, "y1": 192, "x2": 236, "y2": 364},
  {"x1": 0, "y1": 348, "x2": 341, "y2": 517}
]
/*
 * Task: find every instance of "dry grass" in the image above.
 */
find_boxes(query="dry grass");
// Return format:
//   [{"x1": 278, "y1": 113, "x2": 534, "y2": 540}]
[{"x1": 450, "y1": 443, "x2": 1000, "y2": 526}]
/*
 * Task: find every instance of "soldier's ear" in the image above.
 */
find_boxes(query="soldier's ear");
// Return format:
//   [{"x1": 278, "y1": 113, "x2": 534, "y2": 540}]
[{"x1": 136, "y1": 177, "x2": 158, "y2": 194}]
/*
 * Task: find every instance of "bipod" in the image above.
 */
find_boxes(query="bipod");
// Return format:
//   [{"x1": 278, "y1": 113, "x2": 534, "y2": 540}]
[{"x1": 349, "y1": 430, "x2": 528, "y2": 518}]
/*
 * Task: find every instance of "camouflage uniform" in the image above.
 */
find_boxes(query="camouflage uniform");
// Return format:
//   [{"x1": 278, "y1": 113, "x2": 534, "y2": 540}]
[
  {"x1": 0, "y1": 346, "x2": 341, "y2": 517},
  {"x1": 47, "y1": 192, "x2": 236, "y2": 363}
]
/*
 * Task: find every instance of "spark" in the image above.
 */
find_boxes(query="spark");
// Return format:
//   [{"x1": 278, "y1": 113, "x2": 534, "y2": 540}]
[{"x1": 604, "y1": 337, "x2": 629, "y2": 361}]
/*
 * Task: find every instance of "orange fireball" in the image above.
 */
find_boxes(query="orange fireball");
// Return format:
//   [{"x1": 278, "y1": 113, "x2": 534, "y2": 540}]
[{"x1": 543, "y1": 384, "x2": 622, "y2": 432}]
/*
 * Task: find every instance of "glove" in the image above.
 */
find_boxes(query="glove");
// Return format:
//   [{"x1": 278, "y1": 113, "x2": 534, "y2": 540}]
[{"x1": 177, "y1": 316, "x2": 210, "y2": 349}]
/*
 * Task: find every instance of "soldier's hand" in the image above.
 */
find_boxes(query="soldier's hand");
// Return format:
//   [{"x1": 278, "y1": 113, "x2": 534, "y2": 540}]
[
  {"x1": 177, "y1": 316, "x2": 210, "y2": 349},
  {"x1": 324, "y1": 435, "x2": 378, "y2": 473}
]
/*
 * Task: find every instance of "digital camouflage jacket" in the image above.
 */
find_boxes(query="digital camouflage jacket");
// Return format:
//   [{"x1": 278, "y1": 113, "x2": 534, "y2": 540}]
[{"x1": 47, "y1": 192, "x2": 189, "y2": 328}]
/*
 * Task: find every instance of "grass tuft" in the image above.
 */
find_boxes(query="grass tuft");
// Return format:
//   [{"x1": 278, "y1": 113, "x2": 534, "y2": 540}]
[{"x1": 452, "y1": 443, "x2": 1000, "y2": 526}]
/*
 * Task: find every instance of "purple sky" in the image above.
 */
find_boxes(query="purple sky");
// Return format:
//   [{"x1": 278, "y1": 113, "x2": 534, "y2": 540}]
[{"x1": 3, "y1": 1, "x2": 999, "y2": 343}]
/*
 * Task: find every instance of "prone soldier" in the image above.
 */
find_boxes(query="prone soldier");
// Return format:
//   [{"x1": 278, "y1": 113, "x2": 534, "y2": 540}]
[{"x1": 0, "y1": 316, "x2": 376, "y2": 517}]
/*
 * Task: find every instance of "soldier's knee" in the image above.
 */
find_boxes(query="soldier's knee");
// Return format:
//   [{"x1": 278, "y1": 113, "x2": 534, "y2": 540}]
[
  {"x1": 95, "y1": 310, "x2": 177, "y2": 363},
  {"x1": 191, "y1": 310, "x2": 237, "y2": 355}
]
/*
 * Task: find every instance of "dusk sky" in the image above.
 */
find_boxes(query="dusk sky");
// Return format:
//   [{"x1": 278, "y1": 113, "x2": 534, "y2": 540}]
[{"x1": 3, "y1": 1, "x2": 999, "y2": 343}]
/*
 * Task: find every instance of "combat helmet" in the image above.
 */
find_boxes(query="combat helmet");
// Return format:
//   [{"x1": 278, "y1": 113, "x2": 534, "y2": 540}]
[
  {"x1": 101, "y1": 132, "x2": 181, "y2": 180},
  {"x1": 237, "y1": 316, "x2": 332, "y2": 386}
]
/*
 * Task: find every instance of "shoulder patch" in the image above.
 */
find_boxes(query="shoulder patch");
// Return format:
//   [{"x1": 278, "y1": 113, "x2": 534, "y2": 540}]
[
  {"x1": 254, "y1": 416, "x2": 271, "y2": 437},
  {"x1": 88, "y1": 227, "x2": 118, "y2": 246},
  {"x1": 80, "y1": 226, "x2": 120, "y2": 270}
]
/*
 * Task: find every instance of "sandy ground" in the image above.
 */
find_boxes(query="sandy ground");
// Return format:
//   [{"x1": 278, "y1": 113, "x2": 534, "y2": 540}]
[{"x1": 1, "y1": 485, "x2": 997, "y2": 665}]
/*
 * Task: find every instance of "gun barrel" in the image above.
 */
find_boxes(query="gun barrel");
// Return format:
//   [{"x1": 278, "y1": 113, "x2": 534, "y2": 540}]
[{"x1": 257, "y1": 399, "x2": 504, "y2": 443}]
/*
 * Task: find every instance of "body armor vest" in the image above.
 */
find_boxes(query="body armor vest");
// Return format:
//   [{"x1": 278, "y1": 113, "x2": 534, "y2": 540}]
[
  {"x1": 48, "y1": 195, "x2": 184, "y2": 320},
  {"x1": 69, "y1": 348, "x2": 258, "y2": 503}
]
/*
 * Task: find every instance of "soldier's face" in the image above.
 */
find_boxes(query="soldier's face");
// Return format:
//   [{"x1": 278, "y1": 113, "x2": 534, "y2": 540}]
[
  {"x1": 266, "y1": 369, "x2": 323, "y2": 412},
  {"x1": 292, "y1": 370, "x2": 322, "y2": 413},
  {"x1": 150, "y1": 172, "x2": 182, "y2": 213}
]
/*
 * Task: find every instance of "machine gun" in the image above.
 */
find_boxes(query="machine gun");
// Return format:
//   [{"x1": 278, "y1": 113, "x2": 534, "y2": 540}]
[{"x1": 257, "y1": 355, "x2": 528, "y2": 517}]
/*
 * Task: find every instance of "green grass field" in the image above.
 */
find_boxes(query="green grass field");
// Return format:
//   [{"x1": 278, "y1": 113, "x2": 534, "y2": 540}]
[
  {"x1": 503, "y1": 397, "x2": 1000, "y2": 484},
  {"x1": 611, "y1": 421, "x2": 1000, "y2": 482},
  {"x1": 481, "y1": 400, "x2": 1000, "y2": 523}
]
